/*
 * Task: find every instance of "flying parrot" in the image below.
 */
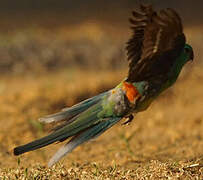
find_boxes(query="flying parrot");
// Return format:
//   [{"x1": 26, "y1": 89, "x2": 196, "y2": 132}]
[{"x1": 14, "y1": 5, "x2": 194, "y2": 167}]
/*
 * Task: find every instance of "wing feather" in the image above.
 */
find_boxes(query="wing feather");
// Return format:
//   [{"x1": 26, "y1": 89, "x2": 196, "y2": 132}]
[{"x1": 126, "y1": 5, "x2": 185, "y2": 83}]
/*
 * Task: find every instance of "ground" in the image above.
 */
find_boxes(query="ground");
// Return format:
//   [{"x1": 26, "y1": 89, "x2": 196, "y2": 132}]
[{"x1": 0, "y1": 67, "x2": 202, "y2": 179}]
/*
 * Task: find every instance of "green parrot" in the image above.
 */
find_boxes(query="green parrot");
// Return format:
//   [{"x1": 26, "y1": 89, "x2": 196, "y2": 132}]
[{"x1": 14, "y1": 5, "x2": 194, "y2": 167}]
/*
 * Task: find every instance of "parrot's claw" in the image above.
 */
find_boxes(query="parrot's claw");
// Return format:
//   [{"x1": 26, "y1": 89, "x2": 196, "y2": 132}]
[{"x1": 122, "y1": 114, "x2": 134, "y2": 125}]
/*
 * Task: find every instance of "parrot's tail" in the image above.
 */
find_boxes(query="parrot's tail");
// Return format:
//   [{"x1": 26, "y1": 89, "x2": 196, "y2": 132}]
[
  {"x1": 13, "y1": 91, "x2": 121, "y2": 166},
  {"x1": 38, "y1": 91, "x2": 107, "y2": 124},
  {"x1": 48, "y1": 117, "x2": 121, "y2": 167}
]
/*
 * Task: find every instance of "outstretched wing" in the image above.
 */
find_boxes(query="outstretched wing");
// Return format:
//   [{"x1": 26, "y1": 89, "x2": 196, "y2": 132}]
[{"x1": 126, "y1": 4, "x2": 185, "y2": 82}]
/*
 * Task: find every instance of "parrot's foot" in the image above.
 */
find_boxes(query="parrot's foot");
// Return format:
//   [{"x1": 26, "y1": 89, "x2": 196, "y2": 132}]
[{"x1": 122, "y1": 114, "x2": 134, "y2": 125}]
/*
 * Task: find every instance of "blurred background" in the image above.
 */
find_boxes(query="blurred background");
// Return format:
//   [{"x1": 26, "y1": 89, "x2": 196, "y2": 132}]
[
  {"x1": 0, "y1": 0, "x2": 202, "y2": 73},
  {"x1": 0, "y1": 0, "x2": 202, "y2": 177}
]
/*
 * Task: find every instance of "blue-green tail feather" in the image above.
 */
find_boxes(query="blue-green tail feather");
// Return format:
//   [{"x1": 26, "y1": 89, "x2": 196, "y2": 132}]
[
  {"x1": 39, "y1": 92, "x2": 108, "y2": 123},
  {"x1": 13, "y1": 92, "x2": 110, "y2": 158},
  {"x1": 48, "y1": 117, "x2": 121, "y2": 167}
]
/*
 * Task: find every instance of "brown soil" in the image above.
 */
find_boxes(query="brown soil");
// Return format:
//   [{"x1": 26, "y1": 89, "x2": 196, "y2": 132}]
[{"x1": 0, "y1": 68, "x2": 202, "y2": 179}]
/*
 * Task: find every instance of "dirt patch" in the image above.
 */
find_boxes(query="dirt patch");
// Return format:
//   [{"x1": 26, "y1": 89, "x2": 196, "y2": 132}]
[{"x1": 0, "y1": 69, "x2": 202, "y2": 179}]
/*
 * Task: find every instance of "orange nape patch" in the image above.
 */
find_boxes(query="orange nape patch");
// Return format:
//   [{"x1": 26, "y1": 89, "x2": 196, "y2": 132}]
[{"x1": 122, "y1": 82, "x2": 141, "y2": 103}]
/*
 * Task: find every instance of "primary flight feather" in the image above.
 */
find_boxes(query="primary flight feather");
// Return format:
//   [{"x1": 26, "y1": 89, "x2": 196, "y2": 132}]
[{"x1": 14, "y1": 4, "x2": 194, "y2": 167}]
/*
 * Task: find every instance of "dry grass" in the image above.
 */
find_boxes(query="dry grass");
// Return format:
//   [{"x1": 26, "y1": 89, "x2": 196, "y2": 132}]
[{"x1": 0, "y1": 67, "x2": 202, "y2": 179}]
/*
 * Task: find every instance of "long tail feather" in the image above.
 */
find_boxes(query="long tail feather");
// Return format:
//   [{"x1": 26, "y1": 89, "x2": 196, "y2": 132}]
[
  {"x1": 39, "y1": 92, "x2": 107, "y2": 123},
  {"x1": 14, "y1": 102, "x2": 103, "y2": 156},
  {"x1": 48, "y1": 117, "x2": 121, "y2": 167}
]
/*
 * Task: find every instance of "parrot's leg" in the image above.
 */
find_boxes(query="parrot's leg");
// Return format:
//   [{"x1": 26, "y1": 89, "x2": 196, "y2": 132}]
[{"x1": 122, "y1": 114, "x2": 134, "y2": 125}]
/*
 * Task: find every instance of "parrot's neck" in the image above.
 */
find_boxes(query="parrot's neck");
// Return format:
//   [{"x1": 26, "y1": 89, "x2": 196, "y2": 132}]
[{"x1": 165, "y1": 51, "x2": 189, "y2": 89}]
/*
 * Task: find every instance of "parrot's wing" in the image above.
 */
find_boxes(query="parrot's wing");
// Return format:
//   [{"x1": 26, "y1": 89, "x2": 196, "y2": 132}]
[{"x1": 126, "y1": 4, "x2": 185, "y2": 82}]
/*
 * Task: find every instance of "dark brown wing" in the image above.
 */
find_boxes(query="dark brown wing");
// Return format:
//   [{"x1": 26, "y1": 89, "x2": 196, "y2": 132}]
[{"x1": 126, "y1": 5, "x2": 185, "y2": 82}]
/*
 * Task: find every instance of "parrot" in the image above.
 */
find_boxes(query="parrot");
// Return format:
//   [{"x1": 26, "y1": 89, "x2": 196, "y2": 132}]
[{"x1": 13, "y1": 4, "x2": 194, "y2": 167}]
